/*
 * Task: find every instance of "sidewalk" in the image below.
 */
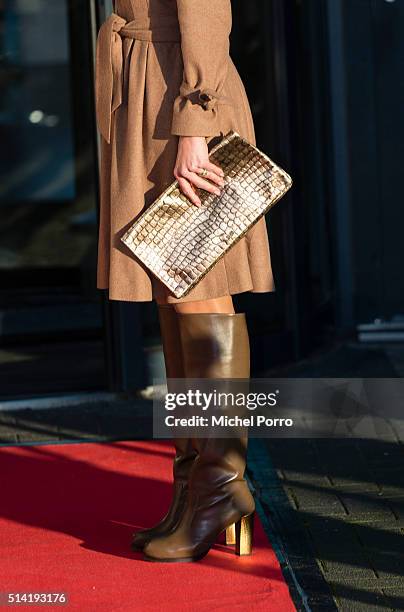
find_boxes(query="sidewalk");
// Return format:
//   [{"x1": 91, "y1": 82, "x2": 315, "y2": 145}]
[{"x1": 253, "y1": 341, "x2": 404, "y2": 611}]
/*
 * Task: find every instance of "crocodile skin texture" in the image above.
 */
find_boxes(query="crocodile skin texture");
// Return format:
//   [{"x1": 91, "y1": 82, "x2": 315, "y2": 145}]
[{"x1": 121, "y1": 131, "x2": 293, "y2": 298}]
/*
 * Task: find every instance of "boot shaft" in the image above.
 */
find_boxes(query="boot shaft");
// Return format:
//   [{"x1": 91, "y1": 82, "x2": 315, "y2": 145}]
[
  {"x1": 176, "y1": 312, "x2": 252, "y2": 489},
  {"x1": 177, "y1": 312, "x2": 250, "y2": 379}
]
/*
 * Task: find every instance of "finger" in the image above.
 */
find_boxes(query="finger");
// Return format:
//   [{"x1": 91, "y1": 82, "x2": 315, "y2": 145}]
[
  {"x1": 205, "y1": 161, "x2": 225, "y2": 178},
  {"x1": 185, "y1": 171, "x2": 222, "y2": 195},
  {"x1": 195, "y1": 167, "x2": 224, "y2": 187},
  {"x1": 177, "y1": 177, "x2": 201, "y2": 207}
]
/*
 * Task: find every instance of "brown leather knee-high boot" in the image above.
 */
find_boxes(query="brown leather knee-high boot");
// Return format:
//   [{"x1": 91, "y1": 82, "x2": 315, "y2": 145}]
[
  {"x1": 131, "y1": 305, "x2": 197, "y2": 551},
  {"x1": 143, "y1": 313, "x2": 255, "y2": 562}
]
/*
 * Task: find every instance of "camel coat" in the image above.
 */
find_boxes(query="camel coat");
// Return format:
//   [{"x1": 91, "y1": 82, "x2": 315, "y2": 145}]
[{"x1": 95, "y1": 0, "x2": 275, "y2": 302}]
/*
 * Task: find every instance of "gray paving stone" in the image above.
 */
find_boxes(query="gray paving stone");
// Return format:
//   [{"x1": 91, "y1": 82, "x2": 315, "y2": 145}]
[
  {"x1": 331, "y1": 583, "x2": 392, "y2": 611},
  {"x1": 358, "y1": 439, "x2": 404, "y2": 468},
  {"x1": 331, "y1": 574, "x2": 403, "y2": 588},
  {"x1": 382, "y1": 586, "x2": 404, "y2": 611},
  {"x1": 330, "y1": 477, "x2": 380, "y2": 494},
  {"x1": 355, "y1": 524, "x2": 404, "y2": 581},
  {"x1": 290, "y1": 486, "x2": 347, "y2": 516},
  {"x1": 371, "y1": 465, "x2": 404, "y2": 489},
  {"x1": 14, "y1": 413, "x2": 62, "y2": 435},
  {"x1": 0, "y1": 400, "x2": 153, "y2": 444},
  {"x1": 378, "y1": 484, "x2": 404, "y2": 498},
  {"x1": 340, "y1": 493, "x2": 397, "y2": 523},
  {"x1": 0, "y1": 413, "x2": 17, "y2": 425},
  {"x1": 0, "y1": 417, "x2": 22, "y2": 442},
  {"x1": 389, "y1": 418, "x2": 404, "y2": 444},
  {"x1": 267, "y1": 438, "x2": 322, "y2": 470},
  {"x1": 283, "y1": 485, "x2": 299, "y2": 509},
  {"x1": 356, "y1": 422, "x2": 402, "y2": 444},
  {"x1": 0, "y1": 429, "x2": 18, "y2": 443},
  {"x1": 315, "y1": 440, "x2": 375, "y2": 486},
  {"x1": 280, "y1": 468, "x2": 332, "y2": 488},
  {"x1": 307, "y1": 525, "x2": 376, "y2": 582},
  {"x1": 15, "y1": 432, "x2": 56, "y2": 443},
  {"x1": 387, "y1": 497, "x2": 404, "y2": 522},
  {"x1": 324, "y1": 561, "x2": 377, "y2": 584}
]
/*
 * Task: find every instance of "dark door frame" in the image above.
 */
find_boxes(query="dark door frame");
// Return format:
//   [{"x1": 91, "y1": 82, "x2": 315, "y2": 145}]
[{"x1": 91, "y1": 0, "x2": 146, "y2": 392}]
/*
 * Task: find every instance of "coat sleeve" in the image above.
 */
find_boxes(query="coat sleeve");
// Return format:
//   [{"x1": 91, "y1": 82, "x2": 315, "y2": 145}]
[{"x1": 172, "y1": 0, "x2": 233, "y2": 137}]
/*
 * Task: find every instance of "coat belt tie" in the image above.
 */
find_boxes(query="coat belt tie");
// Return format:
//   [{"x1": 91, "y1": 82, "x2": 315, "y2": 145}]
[{"x1": 95, "y1": 13, "x2": 181, "y2": 143}]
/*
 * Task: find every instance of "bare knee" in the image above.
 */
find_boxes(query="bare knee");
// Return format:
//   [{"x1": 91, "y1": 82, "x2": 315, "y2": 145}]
[
  {"x1": 173, "y1": 296, "x2": 235, "y2": 315},
  {"x1": 155, "y1": 296, "x2": 172, "y2": 307}
]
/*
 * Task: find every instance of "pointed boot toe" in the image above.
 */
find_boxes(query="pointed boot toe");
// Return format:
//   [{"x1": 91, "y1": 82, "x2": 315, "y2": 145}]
[
  {"x1": 131, "y1": 531, "x2": 153, "y2": 552},
  {"x1": 142, "y1": 532, "x2": 208, "y2": 563}
]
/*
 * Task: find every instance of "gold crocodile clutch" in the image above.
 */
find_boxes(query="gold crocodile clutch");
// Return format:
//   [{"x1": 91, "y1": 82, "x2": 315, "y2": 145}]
[{"x1": 121, "y1": 131, "x2": 293, "y2": 299}]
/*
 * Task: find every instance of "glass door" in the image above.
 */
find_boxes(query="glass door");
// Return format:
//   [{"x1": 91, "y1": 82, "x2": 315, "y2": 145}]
[{"x1": 0, "y1": 0, "x2": 106, "y2": 398}]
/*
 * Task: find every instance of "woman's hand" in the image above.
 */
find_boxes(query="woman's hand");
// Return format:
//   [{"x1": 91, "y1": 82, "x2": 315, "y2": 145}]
[{"x1": 174, "y1": 136, "x2": 225, "y2": 206}]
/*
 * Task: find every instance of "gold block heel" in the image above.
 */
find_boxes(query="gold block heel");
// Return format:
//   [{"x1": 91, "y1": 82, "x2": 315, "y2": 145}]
[
  {"x1": 235, "y1": 512, "x2": 255, "y2": 556},
  {"x1": 225, "y1": 523, "x2": 236, "y2": 545}
]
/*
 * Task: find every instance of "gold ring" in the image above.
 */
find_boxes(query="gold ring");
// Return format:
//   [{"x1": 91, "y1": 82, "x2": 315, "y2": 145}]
[{"x1": 198, "y1": 168, "x2": 209, "y2": 177}]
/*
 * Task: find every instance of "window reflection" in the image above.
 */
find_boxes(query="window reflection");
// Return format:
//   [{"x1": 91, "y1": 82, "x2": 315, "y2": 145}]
[
  {"x1": 0, "y1": 0, "x2": 97, "y2": 271},
  {"x1": 0, "y1": 0, "x2": 105, "y2": 398}
]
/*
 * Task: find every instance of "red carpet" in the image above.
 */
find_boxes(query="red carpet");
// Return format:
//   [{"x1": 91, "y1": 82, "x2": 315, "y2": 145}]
[{"x1": 0, "y1": 441, "x2": 295, "y2": 611}]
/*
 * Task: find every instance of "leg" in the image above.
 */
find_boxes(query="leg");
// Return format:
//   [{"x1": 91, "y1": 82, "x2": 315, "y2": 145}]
[
  {"x1": 174, "y1": 296, "x2": 235, "y2": 314},
  {"x1": 131, "y1": 304, "x2": 197, "y2": 551},
  {"x1": 134, "y1": 293, "x2": 235, "y2": 549},
  {"x1": 156, "y1": 294, "x2": 235, "y2": 315},
  {"x1": 143, "y1": 298, "x2": 255, "y2": 562}
]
